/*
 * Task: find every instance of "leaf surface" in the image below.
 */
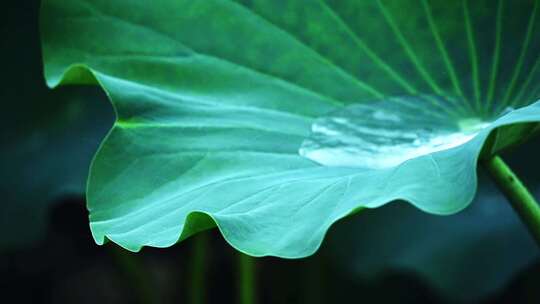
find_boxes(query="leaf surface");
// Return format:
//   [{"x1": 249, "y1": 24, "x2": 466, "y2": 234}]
[{"x1": 41, "y1": 0, "x2": 540, "y2": 256}]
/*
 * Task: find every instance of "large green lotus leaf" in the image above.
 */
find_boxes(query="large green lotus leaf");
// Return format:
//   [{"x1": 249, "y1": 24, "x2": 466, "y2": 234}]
[{"x1": 41, "y1": 0, "x2": 540, "y2": 256}]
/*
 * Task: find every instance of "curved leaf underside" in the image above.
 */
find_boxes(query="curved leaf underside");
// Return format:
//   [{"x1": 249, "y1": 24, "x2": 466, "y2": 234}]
[{"x1": 41, "y1": 0, "x2": 540, "y2": 256}]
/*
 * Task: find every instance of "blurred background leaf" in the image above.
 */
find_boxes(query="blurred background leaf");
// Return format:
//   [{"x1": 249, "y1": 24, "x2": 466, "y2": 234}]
[
  {"x1": 0, "y1": 0, "x2": 114, "y2": 250},
  {"x1": 327, "y1": 141, "x2": 540, "y2": 302}
]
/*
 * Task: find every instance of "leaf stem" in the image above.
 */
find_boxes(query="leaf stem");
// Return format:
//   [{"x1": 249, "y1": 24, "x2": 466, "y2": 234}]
[
  {"x1": 109, "y1": 245, "x2": 155, "y2": 304},
  {"x1": 483, "y1": 155, "x2": 540, "y2": 246},
  {"x1": 188, "y1": 233, "x2": 208, "y2": 304},
  {"x1": 238, "y1": 252, "x2": 257, "y2": 304}
]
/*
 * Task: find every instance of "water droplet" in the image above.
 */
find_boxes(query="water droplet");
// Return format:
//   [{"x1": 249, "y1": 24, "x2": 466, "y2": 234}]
[{"x1": 299, "y1": 96, "x2": 490, "y2": 169}]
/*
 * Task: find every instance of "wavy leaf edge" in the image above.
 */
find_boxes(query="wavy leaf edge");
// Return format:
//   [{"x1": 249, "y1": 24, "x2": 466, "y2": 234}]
[{"x1": 45, "y1": 62, "x2": 540, "y2": 257}]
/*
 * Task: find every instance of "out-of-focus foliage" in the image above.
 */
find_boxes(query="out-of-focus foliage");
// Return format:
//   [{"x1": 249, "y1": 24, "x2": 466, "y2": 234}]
[
  {"x1": 329, "y1": 173, "x2": 540, "y2": 302},
  {"x1": 0, "y1": 88, "x2": 113, "y2": 250},
  {"x1": 0, "y1": 0, "x2": 114, "y2": 250}
]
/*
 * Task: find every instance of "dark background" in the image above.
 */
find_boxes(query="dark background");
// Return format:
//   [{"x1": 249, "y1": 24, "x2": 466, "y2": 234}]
[{"x1": 1, "y1": 1, "x2": 539, "y2": 303}]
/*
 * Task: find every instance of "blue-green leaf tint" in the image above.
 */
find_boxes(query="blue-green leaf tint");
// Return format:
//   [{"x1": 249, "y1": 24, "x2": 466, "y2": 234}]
[{"x1": 41, "y1": 0, "x2": 540, "y2": 256}]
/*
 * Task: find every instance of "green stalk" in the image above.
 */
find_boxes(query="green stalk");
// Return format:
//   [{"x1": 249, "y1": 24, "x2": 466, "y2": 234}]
[
  {"x1": 188, "y1": 233, "x2": 208, "y2": 304},
  {"x1": 238, "y1": 252, "x2": 257, "y2": 304},
  {"x1": 483, "y1": 155, "x2": 540, "y2": 245},
  {"x1": 109, "y1": 245, "x2": 154, "y2": 304}
]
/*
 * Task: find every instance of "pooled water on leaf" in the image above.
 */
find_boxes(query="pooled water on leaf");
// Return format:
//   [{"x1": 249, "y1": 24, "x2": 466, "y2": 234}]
[{"x1": 299, "y1": 96, "x2": 492, "y2": 169}]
